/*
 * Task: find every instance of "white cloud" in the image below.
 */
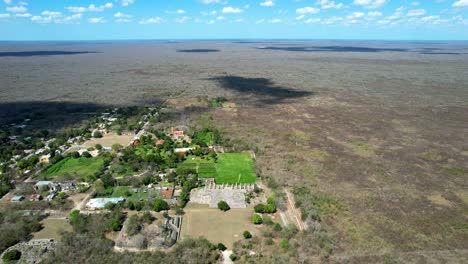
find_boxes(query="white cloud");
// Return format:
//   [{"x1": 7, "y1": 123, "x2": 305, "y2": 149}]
[
  {"x1": 323, "y1": 16, "x2": 343, "y2": 24},
  {"x1": 260, "y1": 1, "x2": 275, "y2": 7},
  {"x1": 175, "y1": 16, "x2": 190, "y2": 23},
  {"x1": 6, "y1": 5, "x2": 27, "y2": 13},
  {"x1": 165, "y1": 9, "x2": 185, "y2": 14},
  {"x1": 217, "y1": 15, "x2": 226, "y2": 20},
  {"x1": 4, "y1": 0, "x2": 12, "y2": 4},
  {"x1": 41, "y1": 11, "x2": 61, "y2": 17},
  {"x1": 317, "y1": 0, "x2": 343, "y2": 9},
  {"x1": 305, "y1": 18, "x2": 321, "y2": 23},
  {"x1": 453, "y1": 0, "x2": 468, "y2": 7},
  {"x1": 202, "y1": 0, "x2": 222, "y2": 4},
  {"x1": 121, "y1": 0, "x2": 135, "y2": 7},
  {"x1": 353, "y1": 0, "x2": 387, "y2": 9},
  {"x1": 15, "y1": 12, "x2": 30, "y2": 17},
  {"x1": 139, "y1": 17, "x2": 164, "y2": 24},
  {"x1": 407, "y1": 9, "x2": 426, "y2": 16},
  {"x1": 296, "y1": 15, "x2": 305, "y2": 20},
  {"x1": 116, "y1": 18, "x2": 131, "y2": 23},
  {"x1": 63, "y1": 13, "x2": 82, "y2": 22},
  {"x1": 31, "y1": 15, "x2": 52, "y2": 24},
  {"x1": 114, "y1": 12, "x2": 131, "y2": 18},
  {"x1": 256, "y1": 19, "x2": 265, "y2": 23},
  {"x1": 269, "y1": 18, "x2": 282, "y2": 23},
  {"x1": 411, "y1": 2, "x2": 420, "y2": 6},
  {"x1": 206, "y1": 19, "x2": 215, "y2": 24},
  {"x1": 88, "y1": 17, "x2": 104, "y2": 23},
  {"x1": 235, "y1": 18, "x2": 244, "y2": 22},
  {"x1": 0, "y1": 13, "x2": 10, "y2": 18},
  {"x1": 66, "y1": 3, "x2": 113, "y2": 13},
  {"x1": 222, "y1": 7, "x2": 244, "y2": 13},
  {"x1": 296, "y1": 7, "x2": 320, "y2": 14}
]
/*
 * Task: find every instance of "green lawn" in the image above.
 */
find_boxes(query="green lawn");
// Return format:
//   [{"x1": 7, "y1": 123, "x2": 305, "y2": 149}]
[
  {"x1": 178, "y1": 155, "x2": 218, "y2": 178},
  {"x1": 42, "y1": 157, "x2": 104, "y2": 181},
  {"x1": 215, "y1": 153, "x2": 257, "y2": 184}
]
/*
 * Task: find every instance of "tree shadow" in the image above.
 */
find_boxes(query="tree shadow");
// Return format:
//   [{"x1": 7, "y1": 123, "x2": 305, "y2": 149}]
[
  {"x1": 208, "y1": 76, "x2": 313, "y2": 105},
  {"x1": 0, "y1": 51, "x2": 97, "y2": 57}
]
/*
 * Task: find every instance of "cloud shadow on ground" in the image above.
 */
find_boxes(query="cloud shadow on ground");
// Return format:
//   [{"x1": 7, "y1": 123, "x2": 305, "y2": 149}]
[
  {"x1": 257, "y1": 46, "x2": 409, "y2": 53},
  {"x1": 177, "y1": 49, "x2": 220, "y2": 53},
  {"x1": 208, "y1": 75, "x2": 313, "y2": 105},
  {"x1": 0, "y1": 51, "x2": 97, "y2": 57}
]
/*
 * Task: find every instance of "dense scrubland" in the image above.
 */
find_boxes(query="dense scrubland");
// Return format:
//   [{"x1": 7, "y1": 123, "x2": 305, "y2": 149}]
[{"x1": 0, "y1": 40, "x2": 467, "y2": 262}]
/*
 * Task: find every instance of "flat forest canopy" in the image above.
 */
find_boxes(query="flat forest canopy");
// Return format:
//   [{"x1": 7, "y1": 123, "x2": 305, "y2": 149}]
[
  {"x1": 41, "y1": 157, "x2": 104, "y2": 180},
  {"x1": 215, "y1": 153, "x2": 257, "y2": 184}
]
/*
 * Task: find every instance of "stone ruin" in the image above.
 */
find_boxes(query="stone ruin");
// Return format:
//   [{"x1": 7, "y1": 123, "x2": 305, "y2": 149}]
[{"x1": 190, "y1": 183, "x2": 254, "y2": 209}]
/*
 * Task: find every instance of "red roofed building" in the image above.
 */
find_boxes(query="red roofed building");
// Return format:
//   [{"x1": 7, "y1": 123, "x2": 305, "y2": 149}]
[
  {"x1": 160, "y1": 188, "x2": 174, "y2": 199},
  {"x1": 132, "y1": 139, "x2": 140, "y2": 146},
  {"x1": 156, "y1": 139, "x2": 165, "y2": 145}
]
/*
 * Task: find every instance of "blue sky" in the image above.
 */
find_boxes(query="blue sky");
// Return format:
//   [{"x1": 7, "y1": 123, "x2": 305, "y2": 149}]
[{"x1": 0, "y1": 0, "x2": 467, "y2": 40}]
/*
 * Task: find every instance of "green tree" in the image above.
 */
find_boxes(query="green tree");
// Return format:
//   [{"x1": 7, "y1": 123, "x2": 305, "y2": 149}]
[
  {"x1": 217, "y1": 243, "x2": 227, "y2": 251},
  {"x1": 153, "y1": 199, "x2": 169, "y2": 212},
  {"x1": 254, "y1": 204, "x2": 266, "y2": 214},
  {"x1": 2, "y1": 249, "x2": 21, "y2": 261},
  {"x1": 243, "y1": 231, "x2": 252, "y2": 239},
  {"x1": 112, "y1": 144, "x2": 122, "y2": 152},
  {"x1": 93, "y1": 131, "x2": 103, "y2": 138},
  {"x1": 125, "y1": 215, "x2": 141, "y2": 236},
  {"x1": 95, "y1": 144, "x2": 103, "y2": 150},
  {"x1": 217, "y1": 201, "x2": 230, "y2": 212},
  {"x1": 252, "y1": 214, "x2": 263, "y2": 225},
  {"x1": 82, "y1": 151, "x2": 92, "y2": 158}
]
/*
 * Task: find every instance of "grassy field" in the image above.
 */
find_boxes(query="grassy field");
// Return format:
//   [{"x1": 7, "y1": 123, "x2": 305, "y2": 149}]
[
  {"x1": 33, "y1": 218, "x2": 72, "y2": 240},
  {"x1": 178, "y1": 155, "x2": 217, "y2": 178},
  {"x1": 42, "y1": 157, "x2": 104, "y2": 180},
  {"x1": 180, "y1": 203, "x2": 257, "y2": 248},
  {"x1": 215, "y1": 153, "x2": 257, "y2": 184}
]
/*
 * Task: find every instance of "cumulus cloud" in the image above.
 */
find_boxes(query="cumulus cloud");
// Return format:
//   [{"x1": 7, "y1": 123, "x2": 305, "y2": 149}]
[
  {"x1": 41, "y1": 11, "x2": 61, "y2": 17},
  {"x1": 407, "y1": 9, "x2": 426, "y2": 16},
  {"x1": 139, "y1": 17, "x2": 164, "y2": 24},
  {"x1": 88, "y1": 17, "x2": 105, "y2": 23},
  {"x1": 304, "y1": 18, "x2": 321, "y2": 23},
  {"x1": 175, "y1": 16, "x2": 190, "y2": 23},
  {"x1": 66, "y1": 3, "x2": 113, "y2": 13},
  {"x1": 317, "y1": 0, "x2": 343, "y2": 9},
  {"x1": 222, "y1": 7, "x2": 244, "y2": 13},
  {"x1": 121, "y1": 0, "x2": 135, "y2": 7},
  {"x1": 353, "y1": 0, "x2": 387, "y2": 9},
  {"x1": 269, "y1": 18, "x2": 281, "y2": 23},
  {"x1": 6, "y1": 5, "x2": 27, "y2": 13},
  {"x1": 296, "y1": 7, "x2": 320, "y2": 14},
  {"x1": 260, "y1": 1, "x2": 275, "y2": 7},
  {"x1": 114, "y1": 12, "x2": 132, "y2": 18},
  {"x1": 453, "y1": 0, "x2": 468, "y2": 7},
  {"x1": 165, "y1": 9, "x2": 185, "y2": 14},
  {"x1": 201, "y1": 0, "x2": 223, "y2": 4},
  {"x1": 323, "y1": 16, "x2": 343, "y2": 24},
  {"x1": 15, "y1": 12, "x2": 31, "y2": 17},
  {"x1": 4, "y1": 0, "x2": 12, "y2": 4},
  {"x1": 0, "y1": 13, "x2": 11, "y2": 18}
]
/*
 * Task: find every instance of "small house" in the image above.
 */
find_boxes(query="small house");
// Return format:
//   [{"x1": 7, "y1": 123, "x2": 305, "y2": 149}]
[
  {"x1": 173, "y1": 190, "x2": 182, "y2": 200},
  {"x1": 30, "y1": 194, "x2": 42, "y2": 201},
  {"x1": 156, "y1": 139, "x2": 165, "y2": 145},
  {"x1": 39, "y1": 154, "x2": 51, "y2": 164},
  {"x1": 11, "y1": 195, "x2": 25, "y2": 202},
  {"x1": 132, "y1": 139, "x2": 140, "y2": 146},
  {"x1": 34, "y1": 181, "x2": 53, "y2": 191},
  {"x1": 161, "y1": 188, "x2": 174, "y2": 199}
]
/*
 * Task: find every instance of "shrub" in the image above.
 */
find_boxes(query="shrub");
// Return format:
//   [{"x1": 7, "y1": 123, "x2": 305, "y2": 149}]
[
  {"x1": 229, "y1": 254, "x2": 238, "y2": 261},
  {"x1": 264, "y1": 238, "x2": 274, "y2": 245},
  {"x1": 273, "y1": 223, "x2": 282, "y2": 232},
  {"x1": 217, "y1": 200, "x2": 230, "y2": 212},
  {"x1": 252, "y1": 214, "x2": 263, "y2": 225},
  {"x1": 243, "y1": 231, "x2": 252, "y2": 239},
  {"x1": 82, "y1": 151, "x2": 92, "y2": 158},
  {"x1": 2, "y1": 249, "x2": 21, "y2": 261},
  {"x1": 254, "y1": 204, "x2": 265, "y2": 214},
  {"x1": 93, "y1": 131, "x2": 103, "y2": 138},
  {"x1": 280, "y1": 239, "x2": 289, "y2": 249},
  {"x1": 217, "y1": 243, "x2": 227, "y2": 251},
  {"x1": 153, "y1": 199, "x2": 169, "y2": 212}
]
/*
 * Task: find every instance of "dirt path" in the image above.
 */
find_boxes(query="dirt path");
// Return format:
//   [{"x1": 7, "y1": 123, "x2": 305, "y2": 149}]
[{"x1": 284, "y1": 189, "x2": 307, "y2": 231}]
